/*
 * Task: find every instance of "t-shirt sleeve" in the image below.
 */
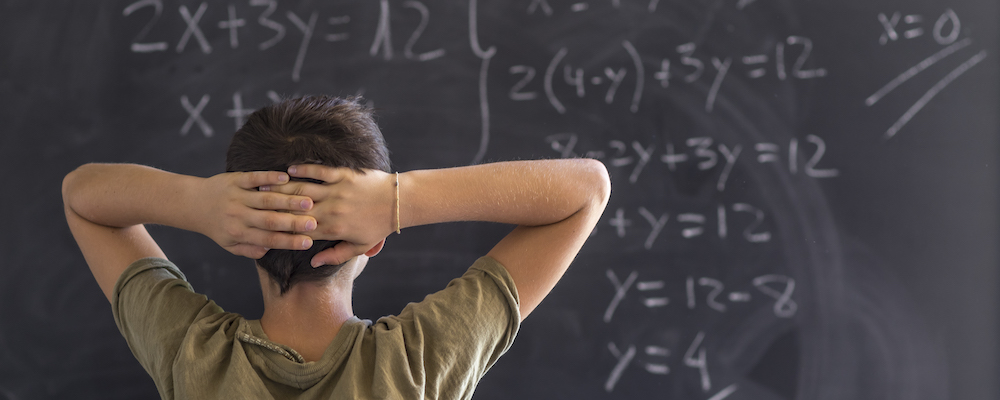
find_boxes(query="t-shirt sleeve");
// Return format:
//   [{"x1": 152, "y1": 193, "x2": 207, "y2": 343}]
[
  {"x1": 111, "y1": 257, "x2": 222, "y2": 397},
  {"x1": 372, "y1": 256, "x2": 521, "y2": 398}
]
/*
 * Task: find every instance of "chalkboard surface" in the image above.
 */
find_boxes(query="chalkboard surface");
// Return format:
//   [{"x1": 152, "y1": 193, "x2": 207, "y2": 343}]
[{"x1": 1, "y1": 1, "x2": 997, "y2": 399}]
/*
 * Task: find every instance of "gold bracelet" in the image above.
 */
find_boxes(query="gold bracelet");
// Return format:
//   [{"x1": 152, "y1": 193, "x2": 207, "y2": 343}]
[{"x1": 395, "y1": 172, "x2": 401, "y2": 234}]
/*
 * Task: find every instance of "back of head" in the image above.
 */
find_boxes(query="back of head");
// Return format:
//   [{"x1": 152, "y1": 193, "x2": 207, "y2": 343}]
[{"x1": 226, "y1": 95, "x2": 390, "y2": 294}]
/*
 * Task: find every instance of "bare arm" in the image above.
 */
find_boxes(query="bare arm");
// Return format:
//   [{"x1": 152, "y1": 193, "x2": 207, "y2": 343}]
[
  {"x1": 62, "y1": 163, "x2": 318, "y2": 301},
  {"x1": 403, "y1": 160, "x2": 610, "y2": 318},
  {"x1": 272, "y1": 159, "x2": 611, "y2": 319}
]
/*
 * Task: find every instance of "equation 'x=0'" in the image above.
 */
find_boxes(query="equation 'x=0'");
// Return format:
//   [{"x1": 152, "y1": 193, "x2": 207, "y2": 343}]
[{"x1": 864, "y1": 38, "x2": 988, "y2": 140}]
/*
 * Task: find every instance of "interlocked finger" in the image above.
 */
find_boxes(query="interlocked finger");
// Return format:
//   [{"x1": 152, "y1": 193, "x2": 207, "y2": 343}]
[
  {"x1": 237, "y1": 170, "x2": 289, "y2": 189},
  {"x1": 246, "y1": 210, "x2": 317, "y2": 233},
  {"x1": 244, "y1": 229, "x2": 314, "y2": 251},
  {"x1": 247, "y1": 191, "x2": 313, "y2": 212},
  {"x1": 260, "y1": 182, "x2": 329, "y2": 201},
  {"x1": 288, "y1": 164, "x2": 349, "y2": 184}
]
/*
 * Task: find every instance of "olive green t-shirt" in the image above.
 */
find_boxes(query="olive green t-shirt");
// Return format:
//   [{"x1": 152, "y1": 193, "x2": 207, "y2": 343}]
[{"x1": 111, "y1": 257, "x2": 520, "y2": 399}]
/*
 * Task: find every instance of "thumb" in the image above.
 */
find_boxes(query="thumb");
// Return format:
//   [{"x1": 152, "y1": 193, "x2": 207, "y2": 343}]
[
  {"x1": 229, "y1": 244, "x2": 269, "y2": 260},
  {"x1": 310, "y1": 242, "x2": 365, "y2": 267}
]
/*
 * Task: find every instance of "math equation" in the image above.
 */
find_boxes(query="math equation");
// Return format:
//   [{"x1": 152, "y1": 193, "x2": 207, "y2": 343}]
[{"x1": 119, "y1": 1, "x2": 988, "y2": 398}]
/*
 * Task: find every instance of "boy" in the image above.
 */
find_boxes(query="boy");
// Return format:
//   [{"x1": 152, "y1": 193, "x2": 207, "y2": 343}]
[{"x1": 63, "y1": 96, "x2": 610, "y2": 398}]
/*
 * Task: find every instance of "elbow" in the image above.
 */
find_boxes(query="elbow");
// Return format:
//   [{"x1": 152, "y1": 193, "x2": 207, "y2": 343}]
[
  {"x1": 579, "y1": 158, "x2": 611, "y2": 211},
  {"x1": 62, "y1": 163, "x2": 94, "y2": 213},
  {"x1": 61, "y1": 167, "x2": 80, "y2": 210}
]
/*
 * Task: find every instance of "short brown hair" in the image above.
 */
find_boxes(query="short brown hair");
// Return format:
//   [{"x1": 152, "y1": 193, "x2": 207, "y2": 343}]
[{"x1": 226, "y1": 95, "x2": 390, "y2": 294}]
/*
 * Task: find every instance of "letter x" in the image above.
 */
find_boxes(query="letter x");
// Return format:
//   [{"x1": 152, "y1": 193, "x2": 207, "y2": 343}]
[
  {"x1": 878, "y1": 12, "x2": 901, "y2": 45},
  {"x1": 177, "y1": 3, "x2": 212, "y2": 53},
  {"x1": 180, "y1": 94, "x2": 213, "y2": 137},
  {"x1": 527, "y1": 0, "x2": 553, "y2": 16}
]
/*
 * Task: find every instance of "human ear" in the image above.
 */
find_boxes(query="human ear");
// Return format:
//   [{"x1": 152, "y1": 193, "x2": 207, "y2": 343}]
[{"x1": 364, "y1": 239, "x2": 386, "y2": 257}]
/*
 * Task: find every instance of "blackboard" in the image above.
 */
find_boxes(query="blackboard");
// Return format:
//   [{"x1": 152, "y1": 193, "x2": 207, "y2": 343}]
[{"x1": 1, "y1": 0, "x2": 997, "y2": 399}]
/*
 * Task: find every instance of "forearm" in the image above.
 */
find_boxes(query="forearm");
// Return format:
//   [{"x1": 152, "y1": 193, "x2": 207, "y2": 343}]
[
  {"x1": 399, "y1": 159, "x2": 610, "y2": 319},
  {"x1": 64, "y1": 163, "x2": 317, "y2": 300},
  {"x1": 62, "y1": 163, "x2": 203, "y2": 231},
  {"x1": 399, "y1": 159, "x2": 610, "y2": 229},
  {"x1": 62, "y1": 163, "x2": 194, "y2": 301}
]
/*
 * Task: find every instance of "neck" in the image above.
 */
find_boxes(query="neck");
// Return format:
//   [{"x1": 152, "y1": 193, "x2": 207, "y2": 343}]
[{"x1": 257, "y1": 269, "x2": 355, "y2": 362}]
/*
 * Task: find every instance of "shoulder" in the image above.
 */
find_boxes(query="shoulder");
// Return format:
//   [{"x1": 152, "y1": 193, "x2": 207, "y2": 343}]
[
  {"x1": 359, "y1": 257, "x2": 521, "y2": 397},
  {"x1": 466, "y1": 256, "x2": 520, "y2": 303},
  {"x1": 375, "y1": 256, "x2": 520, "y2": 329},
  {"x1": 111, "y1": 257, "x2": 247, "y2": 398},
  {"x1": 114, "y1": 258, "x2": 188, "y2": 294}
]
